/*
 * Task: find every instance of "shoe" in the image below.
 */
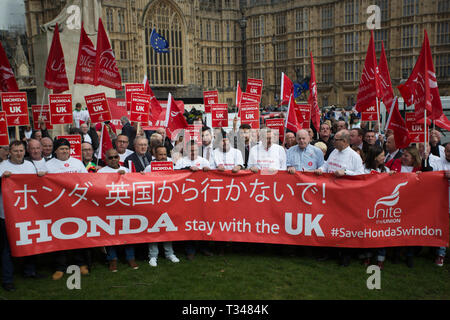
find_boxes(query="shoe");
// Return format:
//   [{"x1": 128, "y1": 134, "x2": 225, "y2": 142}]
[
  {"x1": 435, "y1": 255, "x2": 444, "y2": 267},
  {"x1": 52, "y1": 271, "x2": 64, "y2": 280},
  {"x1": 2, "y1": 283, "x2": 15, "y2": 292},
  {"x1": 186, "y1": 253, "x2": 195, "y2": 261},
  {"x1": 377, "y1": 261, "x2": 384, "y2": 270},
  {"x1": 167, "y1": 255, "x2": 180, "y2": 263},
  {"x1": 406, "y1": 256, "x2": 414, "y2": 268},
  {"x1": 80, "y1": 265, "x2": 90, "y2": 275},
  {"x1": 128, "y1": 259, "x2": 139, "y2": 270},
  {"x1": 109, "y1": 260, "x2": 118, "y2": 272},
  {"x1": 149, "y1": 257, "x2": 157, "y2": 267}
]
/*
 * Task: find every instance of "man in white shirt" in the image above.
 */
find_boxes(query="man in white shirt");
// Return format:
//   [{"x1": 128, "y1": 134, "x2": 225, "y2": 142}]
[
  {"x1": 41, "y1": 137, "x2": 54, "y2": 161},
  {"x1": 26, "y1": 139, "x2": 48, "y2": 173},
  {"x1": 72, "y1": 103, "x2": 90, "y2": 129},
  {"x1": 115, "y1": 134, "x2": 134, "y2": 165},
  {"x1": 175, "y1": 140, "x2": 211, "y2": 171},
  {"x1": 97, "y1": 149, "x2": 140, "y2": 272},
  {"x1": 43, "y1": 138, "x2": 89, "y2": 280},
  {"x1": 248, "y1": 128, "x2": 287, "y2": 173},
  {"x1": 315, "y1": 129, "x2": 365, "y2": 177},
  {"x1": 209, "y1": 132, "x2": 244, "y2": 173},
  {"x1": 143, "y1": 145, "x2": 180, "y2": 267},
  {"x1": 46, "y1": 139, "x2": 89, "y2": 174},
  {"x1": 174, "y1": 140, "x2": 212, "y2": 259},
  {"x1": 314, "y1": 129, "x2": 364, "y2": 266},
  {"x1": 0, "y1": 141, "x2": 43, "y2": 291}
]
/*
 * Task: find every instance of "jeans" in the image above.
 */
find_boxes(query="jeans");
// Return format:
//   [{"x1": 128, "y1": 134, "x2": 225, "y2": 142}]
[
  {"x1": 148, "y1": 242, "x2": 174, "y2": 259},
  {"x1": 106, "y1": 245, "x2": 135, "y2": 261},
  {"x1": 0, "y1": 218, "x2": 13, "y2": 284},
  {"x1": 54, "y1": 249, "x2": 88, "y2": 272}
]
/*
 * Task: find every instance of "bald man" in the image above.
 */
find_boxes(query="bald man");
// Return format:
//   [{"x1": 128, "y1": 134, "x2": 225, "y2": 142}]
[{"x1": 287, "y1": 130, "x2": 324, "y2": 173}]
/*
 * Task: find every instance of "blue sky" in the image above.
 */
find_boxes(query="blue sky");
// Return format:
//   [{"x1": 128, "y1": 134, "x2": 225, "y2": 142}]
[{"x1": 0, "y1": 0, "x2": 25, "y2": 30}]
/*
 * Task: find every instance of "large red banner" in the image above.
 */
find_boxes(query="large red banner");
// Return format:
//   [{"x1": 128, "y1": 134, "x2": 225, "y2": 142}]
[{"x1": 2, "y1": 171, "x2": 448, "y2": 257}]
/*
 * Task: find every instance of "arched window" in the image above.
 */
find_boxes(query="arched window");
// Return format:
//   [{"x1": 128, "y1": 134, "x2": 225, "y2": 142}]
[{"x1": 145, "y1": 1, "x2": 184, "y2": 86}]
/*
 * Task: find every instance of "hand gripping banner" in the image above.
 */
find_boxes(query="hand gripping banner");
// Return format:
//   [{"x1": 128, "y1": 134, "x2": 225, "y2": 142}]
[{"x1": 2, "y1": 171, "x2": 448, "y2": 257}]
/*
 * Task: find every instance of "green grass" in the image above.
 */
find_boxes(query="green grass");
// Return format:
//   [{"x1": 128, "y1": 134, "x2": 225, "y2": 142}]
[{"x1": 1, "y1": 244, "x2": 449, "y2": 300}]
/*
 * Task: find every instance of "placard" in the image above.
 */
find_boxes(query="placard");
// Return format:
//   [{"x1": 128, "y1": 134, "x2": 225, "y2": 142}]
[
  {"x1": 32, "y1": 105, "x2": 53, "y2": 130},
  {"x1": 265, "y1": 118, "x2": 285, "y2": 143},
  {"x1": 203, "y1": 90, "x2": 219, "y2": 113},
  {"x1": 1, "y1": 92, "x2": 29, "y2": 126},
  {"x1": 246, "y1": 78, "x2": 263, "y2": 98},
  {"x1": 361, "y1": 105, "x2": 379, "y2": 122},
  {"x1": 49, "y1": 94, "x2": 73, "y2": 125},
  {"x1": 150, "y1": 161, "x2": 174, "y2": 172},
  {"x1": 211, "y1": 104, "x2": 229, "y2": 128},
  {"x1": 130, "y1": 93, "x2": 150, "y2": 124},
  {"x1": 240, "y1": 104, "x2": 260, "y2": 129},
  {"x1": 56, "y1": 134, "x2": 82, "y2": 161},
  {"x1": 296, "y1": 104, "x2": 311, "y2": 129},
  {"x1": 84, "y1": 93, "x2": 112, "y2": 123},
  {"x1": 125, "y1": 84, "x2": 145, "y2": 111},
  {"x1": 0, "y1": 111, "x2": 10, "y2": 146},
  {"x1": 405, "y1": 112, "x2": 426, "y2": 143}
]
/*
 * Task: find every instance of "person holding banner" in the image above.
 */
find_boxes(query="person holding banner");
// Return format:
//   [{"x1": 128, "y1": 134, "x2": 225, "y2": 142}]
[
  {"x1": 174, "y1": 140, "x2": 213, "y2": 260},
  {"x1": 45, "y1": 138, "x2": 90, "y2": 280},
  {"x1": 0, "y1": 141, "x2": 45, "y2": 291},
  {"x1": 114, "y1": 134, "x2": 133, "y2": 165},
  {"x1": 314, "y1": 129, "x2": 364, "y2": 266},
  {"x1": 97, "y1": 149, "x2": 139, "y2": 272},
  {"x1": 26, "y1": 139, "x2": 48, "y2": 173},
  {"x1": 209, "y1": 131, "x2": 244, "y2": 173},
  {"x1": 144, "y1": 145, "x2": 180, "y2": 267},
  {"x1": 286, "y1": 130, "x2": 324, "y2": 173},
  {"x1": 248, "y1": 128, "x2": 287, "y2": 173}
]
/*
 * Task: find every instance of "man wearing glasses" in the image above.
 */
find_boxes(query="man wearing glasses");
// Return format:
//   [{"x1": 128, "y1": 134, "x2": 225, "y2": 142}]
[{"x1": 115, "y1": 134, "x2": 133, "y2": 165}]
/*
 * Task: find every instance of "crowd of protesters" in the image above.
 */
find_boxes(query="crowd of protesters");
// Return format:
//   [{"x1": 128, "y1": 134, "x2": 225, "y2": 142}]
[{"x1": 0, "y1": 104, "x2": 449, "y2": 292}]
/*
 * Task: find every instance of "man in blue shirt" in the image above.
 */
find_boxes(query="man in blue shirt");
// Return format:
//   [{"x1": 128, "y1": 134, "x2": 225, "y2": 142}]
[{"x1": 287, "y1": 129, "x2": 324, "y2": 173}]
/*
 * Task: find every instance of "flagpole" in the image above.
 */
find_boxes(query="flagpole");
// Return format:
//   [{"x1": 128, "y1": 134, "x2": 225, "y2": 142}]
[
  {"x1": 424, "y1": 109, "x2": 428, "y2": 167},
  {"x1": 97, "y1": 122, "x2": 104, "y2": 167},
  {"x1": 376, "y1": 97, "x2": 381, "y2": 135}
]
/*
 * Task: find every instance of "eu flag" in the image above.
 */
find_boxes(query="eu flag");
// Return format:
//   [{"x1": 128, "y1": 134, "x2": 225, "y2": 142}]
[{"x1": 150, "y1": 29, "x2": 169, "y2": 53}]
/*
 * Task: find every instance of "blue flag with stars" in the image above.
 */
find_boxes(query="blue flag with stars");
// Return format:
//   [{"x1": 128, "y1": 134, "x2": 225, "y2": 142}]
[{"x1": 150, "y1": 29, "x2": 169, "y2": 53}]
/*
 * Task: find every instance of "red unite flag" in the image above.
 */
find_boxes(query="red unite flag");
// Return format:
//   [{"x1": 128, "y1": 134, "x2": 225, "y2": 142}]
[
  {"x1": 98, "y1": 123, "x2": 113, "y2": 162},
  {"x1": 0, "y1": 42, "x2": 19, "y2": 92},
  {"x1": 236, "y1": 81, "x2": 242, "y2": 111},
  {"x1": 280, "y1": 72, "x2": 293, "y2": 105},
  {"x1": 397, "y1": 30, "x2": 443, "y2": 121},
  {"x1": 165, "y1": 93, "x2": 188, "y2": 140},
  {"x1": 94, "y1": 18, "x2": 122, "y2": 90},
  {"x1": 44, "y1": 24, "x2": 69, "y2": 93},
  {"x1": 285, "y1": 94, "x2": 300, "y2": 133},
  {"x1": 355, "y1": 31, "x2": 380, "y2": 113},
  {"x1": 308, "y1": 52, "x2": 320, "y2": 131},
  {"x1": 74, "y1": 23, "x2": 96, "y2": 85},
  {"x1": 385, "y1": 98, "x2": 411, "y2": 149},
  {"x1": 143, "y1": 76, "x2": 163, "y2": 126}
]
